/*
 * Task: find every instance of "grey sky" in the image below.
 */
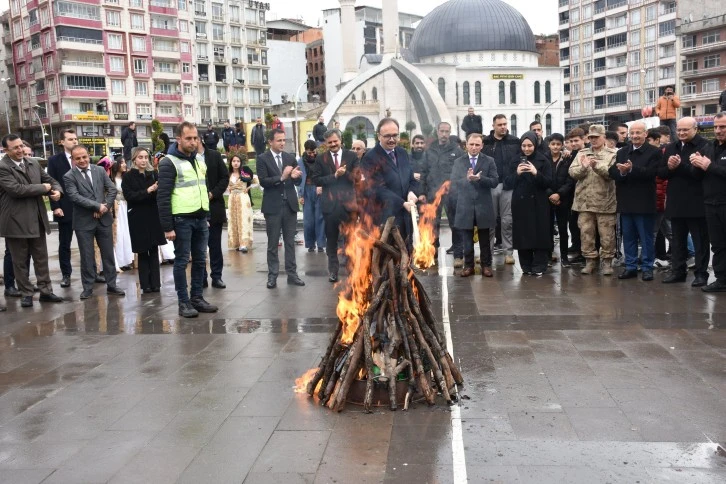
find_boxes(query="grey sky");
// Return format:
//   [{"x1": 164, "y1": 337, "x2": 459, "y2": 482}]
[{"x1": 269, "y1": 0, "x2": 559, "y2": 36}]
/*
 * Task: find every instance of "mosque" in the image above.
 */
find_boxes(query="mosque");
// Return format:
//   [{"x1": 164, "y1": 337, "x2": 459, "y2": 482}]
[{"x1": 321, "y1": 0, "x2": 564, "y2": 140}]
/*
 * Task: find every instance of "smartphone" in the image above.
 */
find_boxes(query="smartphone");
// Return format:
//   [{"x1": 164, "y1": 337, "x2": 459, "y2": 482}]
[{"x1": 519, "y1": 156, "x2": 528, "y2": 165}]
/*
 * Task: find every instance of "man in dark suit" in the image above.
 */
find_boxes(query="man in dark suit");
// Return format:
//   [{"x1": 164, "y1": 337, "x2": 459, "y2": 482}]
[
  {"x1": 360, "y1": 117, "x2": 421, "y2": 242},
  {"x1": 121, "y1": 122, "x2": 138, "y2": 161},
  {"x1": 257, "y1": 128, "x2": 304, "y2": 288},
  {"x1": 64, "y1": 145, "x2": 126, "y2": 299},
  {"x1": 0, "y1": 134, "x2": 64, "y2": 307},
  {"x1": 311, "y1": 129, "x2": 359, "y2": 282},
  {"x1": 46, "y1": 128, "x2": 79, "y2": 287},
  {"x1": 251, "y1": 118, "x2": 267, "y2": 158},
  {"x1": 461, "y1": 107, "x2": 483, "y2": 138},
  {"x1": 202, "y1": 142, "x2": 229, "y2": 288}
]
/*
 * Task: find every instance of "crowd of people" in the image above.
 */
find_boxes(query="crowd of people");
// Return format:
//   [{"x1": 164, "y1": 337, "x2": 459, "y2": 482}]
[{"x1": 1, "y1": 108, "x2": 725, "y2": 316}]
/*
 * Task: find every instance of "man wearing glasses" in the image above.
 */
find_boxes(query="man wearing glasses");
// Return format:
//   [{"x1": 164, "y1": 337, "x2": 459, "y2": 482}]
[{"x1": 360, "y1": 118, "x2": 421, "y2": 242}]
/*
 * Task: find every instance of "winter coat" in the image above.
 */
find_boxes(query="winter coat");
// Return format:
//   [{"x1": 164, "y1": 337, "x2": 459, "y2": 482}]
[
  {"x1": 692, "y1": 139, "x2": 726, "y2": 205},
  {"x1": 120, "y1": 168, "x2": 167, "y2": 252},
  {"x1": 203, "y1": 129, "x2": 220, "y2": 150},
  {"x1": 222, "y1": 127, "x2": 236, "y2": 150},
  {"x1": 545, "y1": 152, "x2": 575, "y2": 207},
  {"x1": 251, "y1": 124, "x2": 266, "y2": 153},
  {"x1": 657, "y1": 134, "x2": 711, "y2": 218},
  {"x1": 655, "y1": 94, "x2": 681, "y2": 121},
  {"x1": 506, "y1": 137, "x2": 553, "y2": 250},
  {"x1": 451, "y1": 152, "x2": 498, "y2": 230},
  {"x1": 461, "y1": 115, "x2": 483, "y2": 136},
  {"x1": 235, "y1": 129, "x2": 247, "y2": 147},
  {"x1": 204, "y1": 148, "x2": 230, "y2": 225},
  {"x1": 312, "y1": 122, "x2": 327, "y2": 143},
  {"x1": 607, "y1": 142, "x2": 661, "y2": 214},
  {"x1": 569, "y1": 146, "x2": 617, "y2": 213},
  {"x1": 421, "y1": 140, "x2": 465, "y2": 200},
  {"x1": 482, "y1": 131, "x2": 520, "y2": 187},
  {"x1": 120, "y1": 127, "x2": 138, "y2": 159}
]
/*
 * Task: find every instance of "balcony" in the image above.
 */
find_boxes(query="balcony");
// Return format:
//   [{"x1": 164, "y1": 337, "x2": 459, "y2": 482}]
[
  {"x1": 195, "y1": 10, "x2": 207, "y2": 16},
  {"x1": 153, "y1": 92, "x2": 182, "y2": 101},
  {"x1": 149, "y1": 0, "x2": 177, "y2": 15},
  {"x1": 680, "y1": 90, "x2": 721, "y2": 102},
  {"x1": 60, "y1": 59, "x2": 105, "y2": 74},
  {"x1": 681, "y1": 64, "x2": 726, "y2": 79},
  {"x1": 56, "y1": 36, "x2": 104, "y2": 52},
  {"x1": 156, "y1": 115, "x2": 183, "y2": 123},
  {"x1": 338, "y1": 99, "x2": 379, "y2": 115},
  {"x1": 681, "y1": 39, "x2": 726, "y2": 55},
  {"x1": 2, "y1": 33, "x2": 10, "y2": 44}
]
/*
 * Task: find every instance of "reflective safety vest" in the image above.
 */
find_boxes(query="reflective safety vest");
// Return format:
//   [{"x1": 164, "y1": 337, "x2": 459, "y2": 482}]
[{"x1": 166, "y1": 153, "x2": 209, "y2": 214}]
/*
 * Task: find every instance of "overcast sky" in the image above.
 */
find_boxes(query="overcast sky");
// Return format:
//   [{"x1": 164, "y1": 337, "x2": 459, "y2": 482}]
[{"x1": 269, "y1": 0, "x2": 559, "y2": 36}]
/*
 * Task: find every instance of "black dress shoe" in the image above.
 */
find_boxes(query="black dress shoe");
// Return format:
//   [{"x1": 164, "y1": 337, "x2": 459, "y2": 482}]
[
  {"x1": 179, "y1": 302, "x2": 199, "y2": 318},
  {"x1": 142, "y1": 288, "x2": 153, "y2": 294},
  {"x1": 618, "y1": 269, "x2": 638, "y2": 280},
  {"x1": 60, "y1": 276, "x2": 71, "y2": 288},
  {"x1": 107, "y1": 286, "x2": 126, "y2": 296},
  {"x1": 691, "y1": 276, "x2": 708, "y2": 287},
  {"x1": 4, "y1": 287, "x2": 21, "y2": 297},
  {"x1": 287, "y1": 275, "x2": 305, "y2": 286},
  {"x1": 641, "y1": 271, "x2": 654, "y2": 281},
  {"x1": 211, "y1": 279, "x2": 226, "y2": 289},
  {"x1": 317, "y1": 247, "x2": 325, "y2": 253},
  {"x1": 308, "y1": 247, "x2": 314, "y2": 253},
  {"x1": 39, "y1": 293, "x2": 63, "y2": 303},
  {"x1": 266, "y1": 279, "x2": 277, "y2": 289},
  {"x1": 190, "y1": 297, "x2": 218, "y2": 313},
  {"x1": 20, "y1": 296, "x2": 33, "y2": 307},
  {"x1": 329, "y1": 273, "x2": 338, "y2": 283},
  {"x1": 202, "y1": 279, "x2": 209, "y2": 288},
  {"x1": 445, "y1": 246, "x2": 454, "y2": 254},
  {"x1": 702, "y1": 279, "x2": 726, "y2": 292},
  {"x1": 662, "y1": 273, "x2": 686, "y2": 283},
  {"x1": 568, "y1": 254, "x2": 586, "y2": 265},
  {"x1": 151, "y1": 287, "x2": 161, "y2": 293},
  {"x1": 80, "y1": 289, "x2": 93, "y2": 299},
  {"x1": 95, "y1": 275, "x2": 106, "y2": 284}
]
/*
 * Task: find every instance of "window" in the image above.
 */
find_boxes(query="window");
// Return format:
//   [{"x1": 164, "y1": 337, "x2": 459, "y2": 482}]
[
  {"x1": 212, "y1": 2, "x2": 223, "y2": 20},
  {"x1": 704, "y1": 54, "x2": 721, "y2": 69},
  {"x1": 645, "y1": 4, "x2": 657, "y2": 21},
  {"x1": 186, "y1": 105, "x2": 194, "y2": 117},
  {"x1": 534, "y1": 81, "x2": 541, "y2": 104},
  {"x1": 213, "y1": 23, "x2": 224, "y2": 41},
  {"x1": 583, "y1": 42, "x2": 592, "y2": 58},
  {"x1": 153, "y1": 39, "x2": 176, "y2": 51},
  {"x1": 544, "y1": 81, "x2": 551, "y2": 103},
  {"x1": 645, "y1": 26, "x2": 656, "y2": 43},
  {"x1": 583, "y1": 23, "x2": 592, "y2": 39},
  {"x1": 201, "y1": 106, "x2": 211, "y2": 121},
  {"x1": 582, "y1": 4, "x2": 592, "y2": 19},
  {"x1": 233, "y1": 87, "x2": 244, "y2": 102},
  {"x1": 136, "y1": 103, "x2": 151, "y2": 115},
  {"x1": 703, "y1": 79, "x2": 720, "y2": 92},
  {"x1": 158, "y1": 104, "x2": 174, "y2": 115},
  {"x1": 645, "y1": 89, "x2": 656, "y2": 105},
  {"x1": 629, "y1": 70, "x2": 640, "y2": 86},
  {"x1": 545, "y1": 114, "x2": 552, "y2": 136},
  {"x1": 53, "y1": 1, "x2": 100, "y2": 20},
  {"x1": 132, "y1": 36, "x2": 146, "y2": 51},
  {"x1": 645, "y1": 68, "x2": 655, "y2": 84},
  {"x1": 630, "y1": 8, "x2": 640, "y2": 25},
  {"x1": 659, "y1": 20, "x2": 675, "y2": 37},
  {"x1": 510, "y1": 114, "x2": 517, "y2": 137},
  {"x1": 218, "y1": 106, "x2": 228, "y2": 120},
  {"x1": 133, "y1": 58, "x2": 147, "y2": 74},
  {"x1": 703, "y1": 31, "x2": 721, "y2": 45},
  {"x1": 184, "y1": 84, "x2": 192, "y2": 95},
  {"x1": 437, "y1": 78, "x2": 445, "y2": 101},
  {"x1": 645, "y1": 47, "x2": 655, "y2": 63},
  {"x1": 630, "y1": 51, "x2": 640, "y2": 65},
  {"x1": 608, "y1": 15, "x2": 626, "y2": 29},
  {"x1": 462, "y1": 81, "x2": 470, "y2": 105},
  {"x1": 630, "y1": 30, "x2": 640, "y2": 46},
  {"x1": 629, "y1": 91, "x2": 640, "y2": 106},
  {"x1": 109, "y1": 56, "x2": 124, "y2": 72},
  {"x1": 181, "y1": 42, "x2": 190, "y2": 53},
  {"x1": 571, "y1": 27, "x2": 579, "y2": 42},
  {"x1": 130, "y1": 13, "x2": 144, "y2": 30},
  {"x1": 372, "y1": 87, "x2": 378, "y2": 100},
  {"x1": 584, "y1": 79, "x2": 592, "y2": 94},
  {"x1": 182, "y1": 62, "x2": 191, "y2": 74},
  {"x1": 179, "y1": 19, "x2": 188, "y2": 32},
  {"x1": 570, "y1": 8, "x2": 579, "y2": 23},
  {"x1": 659, "y1": 43, "x2": 675, "y2": 59},
  {"x1": 156, "y1": 83, "x2": 177, "y2": 94},
  {"x1": 61, "y1": 75, "x2": 106, "y2": 90},
  {"x1": 199, "y1": 85, "x2": 210, "y2": 102},
  {"x1": 682, "y1": 58, "x2": 697, "y2": 72},
  {"x1": 682, "y1": 35, "x2": 696, "y2": 49},
  {"x1": 659, "y1": 66, "x2": 675, "y2": 80},
  {"x1": 498, "y1": 81, "x2": 505, "y2": 104},
  {"x1": 130, "y1": 0, "x2": 143, "y2": 7},
  {"x1": 230, "y1": 5, "x2": 240, "y2": 22},
  {"x1": 106, "y1": 33, "x2": 122, "y2": 50},
  {"x1": 155, "y1": 61, "x2": 174, "y2": 73},
  {"x1": 196, "y1": 21, "x2": 207, "y2": 36},
  {"x1": 682, "y1": 82, "x2": 696, "y2": 95},
  {"x1": 234, "y1": 107, "x2": 244, "y2": 120},
  {"x1": 106, "y1": 10, "x2": 121, "y2": 27},
  {"x1": 510, "y1": 81, "x2": 517, "y2": 104},
  {"x1": 135, "y1": 81, "x2": 148, "y2": 96},
  {"x1": 249, "y1": 88, "x2": 261, "y2": 104},
  {"x1": 216, "y1": 86, "x2": 227, "y2": 102}
]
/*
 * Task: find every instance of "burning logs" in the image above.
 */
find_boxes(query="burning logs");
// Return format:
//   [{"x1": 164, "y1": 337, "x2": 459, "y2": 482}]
[{"x1": 299, "y1": 216, "x2": 464, "y2": 412}]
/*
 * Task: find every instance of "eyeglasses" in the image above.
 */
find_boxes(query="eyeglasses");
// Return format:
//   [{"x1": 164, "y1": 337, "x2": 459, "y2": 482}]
[
  {"x1": 379, "y1": 134, "x2": 399, "y2": 140},
  {"x1": 352, "y1": 147, "x2": 364, "y2": 151}
]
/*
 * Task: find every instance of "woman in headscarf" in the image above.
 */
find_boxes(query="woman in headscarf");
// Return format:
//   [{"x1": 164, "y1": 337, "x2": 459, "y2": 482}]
[{"x1": 506, "y1": 131, "x2": 553, "y2": 275}]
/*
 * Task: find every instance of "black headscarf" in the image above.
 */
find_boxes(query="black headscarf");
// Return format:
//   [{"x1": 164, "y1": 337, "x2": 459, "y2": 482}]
[{"x1": 519, "y1": 131, "x2": 539, "y2": 161}]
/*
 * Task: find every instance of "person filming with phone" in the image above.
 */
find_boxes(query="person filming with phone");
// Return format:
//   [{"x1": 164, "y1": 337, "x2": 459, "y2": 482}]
[{"x1": 656, "y1": 86, "x2": 680, "y2": 139}]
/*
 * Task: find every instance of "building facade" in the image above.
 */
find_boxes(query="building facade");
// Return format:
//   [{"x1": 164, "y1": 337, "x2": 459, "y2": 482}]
[
  {"x1": 0, "y1": 11, "x2": 19, "y2": 137},
  {"x1": 306, "y1": 38, "x2": 325, "y2": 102},
  {"x1": 559, "y1": 0, "x2": 678, "y2": 131},
  {"x1": 536, "y1": 34, "x2": 560, "y2": 67}
]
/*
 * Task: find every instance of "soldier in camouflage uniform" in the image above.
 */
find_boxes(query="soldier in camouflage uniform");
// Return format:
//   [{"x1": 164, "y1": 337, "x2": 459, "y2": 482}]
[{"x1": 569, "y1": 125, "x2": 618, "y2": 275}]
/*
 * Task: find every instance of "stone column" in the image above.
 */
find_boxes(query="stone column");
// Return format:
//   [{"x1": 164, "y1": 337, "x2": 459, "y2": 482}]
[
  {"x1": 382, "y1": 0, "x2": 398, "y2": 56},
  {"x1": 340, "y1": 0, "x2": 358, "y2": 82}
]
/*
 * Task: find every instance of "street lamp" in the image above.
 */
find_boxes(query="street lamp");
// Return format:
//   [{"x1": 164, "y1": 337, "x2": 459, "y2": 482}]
[
  {"x1": 542, "y1": 99, "x2": 558, "y2": 135},
  {"x1": 34, "y1": 104, "x2": 54, "y2": 155},
  {"x1": 31, "y1": 105, "x2": 47, "y2": 159},
  {"x1": 293, "y1": 80, "x2": 307, "y2": 155},
  {"x1": 0, "y1": 77, "x2": 11, "y2": 135}
]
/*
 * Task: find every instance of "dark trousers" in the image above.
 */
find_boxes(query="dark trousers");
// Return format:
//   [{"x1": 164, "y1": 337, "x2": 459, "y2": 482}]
[
  {"x1": 621, "y1": 213, "x2": 655, "y2": 271},
  {"x1": 324, "y1": 208, "x2": 354, "y2": 276},
  {"x1": 705, "y1": 204, "x2": 726, "y2": 281},
  {"x1": 265, "y1": 206, "x2": 298, "y2": 279},
  {"x1": 303, "y1": 185, "x2": 326, "y2": 250},
  {"x1": 670, "y1": 217, "x2": 710, "y2": 278},
  {"x1": 4, "y1": 246, "x2": 32, "y2": 288},
  {"x1": 462, "y1": 226, "x2": 491, "y2": 269},
  {"x1": 76, "y1": 223, "x2": 117, "y2": 292},
  {"x1": 207, "y1": 222, "x2": 224, "y2": 281},
  {"x1": 5, "y1": 232, "x2": 52, "y2": 297},
  {"x1": 569, "y1": 209, "x2": 581, "y2": 252},
  {"x1": 137, "y1": 247, "x2": 161, "y2": 290},
  {"x1": 551, "y1": 204, "x2": 571, "y2": 260},
  {"x1": 57, "y1": 221, "x2": 74, "y2": 277},
  {"x1": 660, "y1": 119, "x2": 677, "y2": 138},
  {"x1": 518, "y1": 249, "x2": 549, "y2": 273},
  {"x1": 172, "y1": 216, "x2": 208, "y2": 303},
  {"x1": 438, "y1": 198, "x2": 462, "y2": 259}
]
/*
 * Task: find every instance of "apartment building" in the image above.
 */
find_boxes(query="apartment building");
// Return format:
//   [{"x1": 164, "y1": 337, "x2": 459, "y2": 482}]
[
  {"x1": 559, "y1": 0, "x2": 678, "y2": 131},
  {"x1": 1, "y1": 11, "x2": 19, "y2": 136}
]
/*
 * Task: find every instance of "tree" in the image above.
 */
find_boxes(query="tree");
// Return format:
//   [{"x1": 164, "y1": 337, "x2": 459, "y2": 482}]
[
  {"x1": 341, "y1": 129, "x2": 353, "y2": 149},
  {"x1": 150, "y1": 119, "x2": 164, "y2": 154},
  {"x1": 264, "y1": 113, "x2": 274, "y2": 127},
  {"x1": 405, "y1": 120, "x2": 416, "y2": 139},
  {"x1": 421, "y1": 123, "x2": 434, "y2": 139}
]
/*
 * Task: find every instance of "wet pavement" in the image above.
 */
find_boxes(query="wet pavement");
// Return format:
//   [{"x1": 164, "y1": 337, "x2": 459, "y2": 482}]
[{"x1": 0, "y1": 230, "x2": 725, "y2": 483}]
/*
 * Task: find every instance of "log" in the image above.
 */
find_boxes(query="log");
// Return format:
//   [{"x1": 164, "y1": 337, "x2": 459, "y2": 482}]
[
  {"x1": 371, "y1": 217, "x2": 395, "y2": 284},
  {"x1": 318, "y1": 340, "x2": 343, "y2": 404},
  {"x1": 308, "y1": 324, "x2": 342, "y2": 396},
  {"x1": 331, "y1": 325, "x2": 365, "y2": 412},
  {"x1": 357, "y1": 229, "x2": 401, "y2": 261}
]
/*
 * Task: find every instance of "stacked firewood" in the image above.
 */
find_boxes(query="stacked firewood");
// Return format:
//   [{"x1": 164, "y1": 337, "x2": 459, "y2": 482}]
[{"x1": 305, "y1": 218, "x2": 464, "y2": 412}]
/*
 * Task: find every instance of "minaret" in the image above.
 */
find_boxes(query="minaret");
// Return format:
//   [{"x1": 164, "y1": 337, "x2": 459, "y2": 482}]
[
  {"x1": 340, "y1": 0, "x2": 358, "y2": 82},
  {"x1": 382, "y1": 0, "x2": 399, "y2": 57}
]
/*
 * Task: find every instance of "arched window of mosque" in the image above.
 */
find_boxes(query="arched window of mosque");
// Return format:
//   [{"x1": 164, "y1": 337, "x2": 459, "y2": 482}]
[
  {"x1": 534, "y1": 81, "x2": 541, "y2": 104},
  {"x1": 463, "y1": 81, "x2": 470, "y2": 106},
  {"x1": 510, "y1": 81, "x2": 517, "y2": 104},
  {"x1": 545, "y1": 114, "x2": 552, "y2": 136},
  {"x1": 456, "y1": 82, "x2": 459, "y2": 105},
  {"x1": 498, "y1": 81, "x2": 505, "y2": 104},
  {"x1": 372, "y1": 87, "x2": 377, "y2": 100},
  {"x1": 545, "y1": 81, "x2": 552, "y2": 103},
  {"x1": 438, "y1": 77, "x2": 446, "y2": 101},
  {"x1": 475, "y1": 81, "x2": 482, "y2": 105},
  {"x1": 535, "y1": 114, "x2": 541, "y2": 123},
  {"x1": 511, "y1": 114, "x2": 518, "y2": 137},
  {"x1": 361, "y1": 91, "x2": 366, "y2": 101},
  {"x1": 351, "y1": 93, "x2": 356, "y2": 101}
]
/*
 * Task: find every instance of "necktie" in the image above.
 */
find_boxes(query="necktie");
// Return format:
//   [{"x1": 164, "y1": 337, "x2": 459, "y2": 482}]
[
  {"x1": 333, "y1": 152, "x2": 339, "y2": 170},
  {"x1": 82, "y1": 168, "x2": 92, "y2": 187},
  {"x1": 276, "y1": 154, "x2": 282, "y2": 172},
  {"x1": 470, "y1": 157, "x2": 477, "y2": 170},
  {"x1": 389, "y1": 150, "x2": 397, "y2": 165}
]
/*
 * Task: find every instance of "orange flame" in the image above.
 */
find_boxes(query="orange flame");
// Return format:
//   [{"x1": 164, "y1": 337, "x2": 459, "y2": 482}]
[
  {"x1": 336, "y1": 212, "x2": 380, "y2": 344},
  {"x1": 412, "y1": 181, "x2": 451, "y2": 269},
  {"x1": 294, "y1": 367, "x2": 321, "y2": 394}
]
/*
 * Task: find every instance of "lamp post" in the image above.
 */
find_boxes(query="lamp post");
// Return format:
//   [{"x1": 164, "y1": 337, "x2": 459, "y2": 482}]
[
  {"x1": 0, "y1": 77, "x2": 11, "y2": 135},
  {"x1": 602, "y1": 88, "x2": 612, "y2": 126},
  {"x1": 31, "y1": 106, "x2": 46, "y2": 159},
  {"x1": 35, "y1": 104, "x2": 54, "y2": 155},
  {"x1": 542, "y1": 99, "x2": 558, "y2": 135},
  {"x1": 293, "y1": 80, "x2": 307, "y2": 155}
]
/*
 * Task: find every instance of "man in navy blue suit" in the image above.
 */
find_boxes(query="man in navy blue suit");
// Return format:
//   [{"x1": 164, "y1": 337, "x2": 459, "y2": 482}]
[{"x1": 360, "y1": 118, "x2": 421, "y2": 242}]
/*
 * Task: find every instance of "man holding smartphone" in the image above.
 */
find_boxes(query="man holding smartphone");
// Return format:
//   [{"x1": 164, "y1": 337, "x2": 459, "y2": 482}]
[{"x1": 655, "y1": 87, "x2": 680, "y2": 139}]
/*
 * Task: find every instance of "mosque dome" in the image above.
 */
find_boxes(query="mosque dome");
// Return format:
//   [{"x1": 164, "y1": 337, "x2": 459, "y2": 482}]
[{"x1": 410, "y1": 0, "x2": 537, "y2": 59}]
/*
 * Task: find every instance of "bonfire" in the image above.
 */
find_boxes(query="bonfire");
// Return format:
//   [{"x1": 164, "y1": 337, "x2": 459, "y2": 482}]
[{"x1": 295, "y1": 186, "x2": 463, "y2": 412}]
